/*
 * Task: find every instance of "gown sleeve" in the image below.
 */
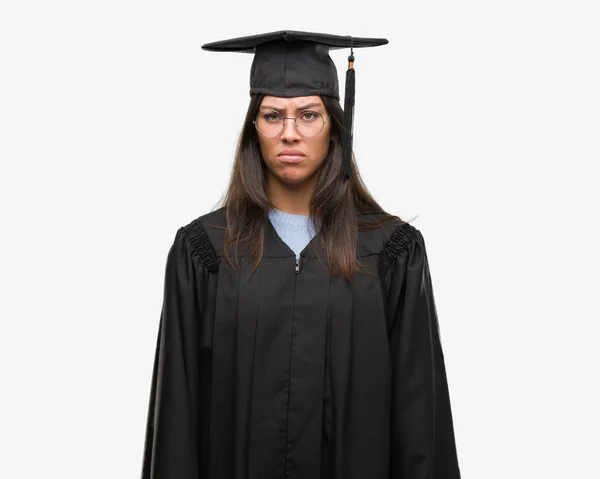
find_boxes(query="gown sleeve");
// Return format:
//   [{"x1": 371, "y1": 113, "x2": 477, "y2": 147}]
[
  {"x1": 141, "y1": 226, "x2": 208, "y2": 479},
  {"x1": 383, "y1": 224, "x2": 461, "y2": 479}
]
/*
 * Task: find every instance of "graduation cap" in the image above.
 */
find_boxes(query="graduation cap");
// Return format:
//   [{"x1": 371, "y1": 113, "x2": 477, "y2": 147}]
[{"x1": 201, "y1": 30, "x2": 388, "y2": 180}]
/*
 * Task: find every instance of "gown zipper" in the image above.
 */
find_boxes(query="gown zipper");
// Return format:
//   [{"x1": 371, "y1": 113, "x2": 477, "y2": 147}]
[{"x1": 285, "y1": 253, "x2": 299, "y2": 476}]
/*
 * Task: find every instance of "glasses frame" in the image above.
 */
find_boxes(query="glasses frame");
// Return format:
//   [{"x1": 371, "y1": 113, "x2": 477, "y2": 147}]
[{"x1": 253, "y1": 109, "x2": 331, "y2": 138}]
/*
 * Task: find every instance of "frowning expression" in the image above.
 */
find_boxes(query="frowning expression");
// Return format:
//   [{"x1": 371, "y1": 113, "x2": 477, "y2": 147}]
[{"x1": 256, "y1": 95, "x2": 331, "y2": 185}]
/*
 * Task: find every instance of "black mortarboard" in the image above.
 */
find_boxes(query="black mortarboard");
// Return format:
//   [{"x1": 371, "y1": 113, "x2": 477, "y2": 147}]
[{"x1": 201, "y1": 30, "x2": 388, "y2": 180}]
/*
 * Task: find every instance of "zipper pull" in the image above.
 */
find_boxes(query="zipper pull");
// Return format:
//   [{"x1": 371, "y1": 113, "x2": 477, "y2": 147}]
[{"x1": 295, "y1": 257, "x2": 300, "y2": 274}]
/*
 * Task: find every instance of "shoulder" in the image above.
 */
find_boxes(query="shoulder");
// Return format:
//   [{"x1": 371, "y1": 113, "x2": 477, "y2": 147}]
[
  {"x1": 357, "y1": 211, "x2": 422, "y2": 262},
  {"x1": 176, "y1": 206, "x2": 227, "y2": 272},
  {"x1": 379, "y1": 221, "x2": 423, "y2": 268},
  {"x1": 181, "y1": 206, "x2": 227, "y2": 242}
]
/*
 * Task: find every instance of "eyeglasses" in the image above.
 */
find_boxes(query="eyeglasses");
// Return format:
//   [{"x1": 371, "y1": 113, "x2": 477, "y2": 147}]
[{"x1": 253, "y1": 109, "x2": 330, "y2": 138}]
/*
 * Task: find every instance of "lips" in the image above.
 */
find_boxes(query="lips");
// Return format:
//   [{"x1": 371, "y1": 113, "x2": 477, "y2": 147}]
[{"x1": 278, "y1": 150, "x2": 305, "y2": 163}]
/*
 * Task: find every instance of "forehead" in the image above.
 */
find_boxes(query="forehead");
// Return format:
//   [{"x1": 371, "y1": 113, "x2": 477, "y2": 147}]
[{"x1": 260, "y1": 95, "x2": 324, "y2": 110}]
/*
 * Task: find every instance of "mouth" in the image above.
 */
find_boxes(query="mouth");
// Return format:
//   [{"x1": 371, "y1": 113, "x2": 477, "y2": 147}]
[{"x1": 278, "y1": 150, "x2": 306, "y2": 163}]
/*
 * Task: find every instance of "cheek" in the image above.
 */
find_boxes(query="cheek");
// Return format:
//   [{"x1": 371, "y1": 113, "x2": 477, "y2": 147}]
[
  {"x1": 258, "y1": 137, "x2": 276, "y2": 160},
  {"x1": 310, "y1": 136, "x2": 331, "y2": 164}
]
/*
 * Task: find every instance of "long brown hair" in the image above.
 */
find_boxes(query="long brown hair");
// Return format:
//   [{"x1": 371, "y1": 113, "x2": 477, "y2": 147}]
[{"x1": 219, "y1": 94, "x2": 402, "y2": 281}]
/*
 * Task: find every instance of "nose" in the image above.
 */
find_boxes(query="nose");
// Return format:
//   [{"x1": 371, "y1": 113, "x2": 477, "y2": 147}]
[{"x1": 280, "y1": 118, "x2": 301, "y2": 142}]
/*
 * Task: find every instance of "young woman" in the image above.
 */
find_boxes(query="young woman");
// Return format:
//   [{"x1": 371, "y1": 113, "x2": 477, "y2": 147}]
[{"x1": 141, "y1": 31, "x2": 461, "y2": 479}]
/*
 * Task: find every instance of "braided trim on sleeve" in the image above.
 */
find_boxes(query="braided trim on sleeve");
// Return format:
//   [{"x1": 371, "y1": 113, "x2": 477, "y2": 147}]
[
  {"x1": 183, "y1": 218, "x2": 220, "y2": 273},
  {"x1": 379, "y1": 222, "x2": 419, "y2": 269}
]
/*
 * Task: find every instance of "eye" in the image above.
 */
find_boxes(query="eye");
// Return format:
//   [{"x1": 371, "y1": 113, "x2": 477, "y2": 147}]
[
  {"x1": 262, "y1": 112, "x2": 282, "y2": 122},
  {"x1": 299, "y1": 110, "x2": 320, "y2": 122}
]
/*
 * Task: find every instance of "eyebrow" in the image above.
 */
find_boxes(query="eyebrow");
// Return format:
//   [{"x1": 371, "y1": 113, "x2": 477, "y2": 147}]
[{"x1": 260, "y1": 102, "x2": 323, "y2": 112}]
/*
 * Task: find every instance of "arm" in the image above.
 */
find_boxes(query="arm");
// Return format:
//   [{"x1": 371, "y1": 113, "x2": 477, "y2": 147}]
[
  {"x1": 386, "y1": 226, "x2": 461, "y2": 478},
  {"x1": 141, "y1": 228, "x2": 205, "y2": 479}
]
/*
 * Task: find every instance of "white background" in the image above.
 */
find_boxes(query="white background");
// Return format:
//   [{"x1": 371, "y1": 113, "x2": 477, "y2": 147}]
[{"x1": 1, "y1": 0, "x2": 599, "y2": 477}]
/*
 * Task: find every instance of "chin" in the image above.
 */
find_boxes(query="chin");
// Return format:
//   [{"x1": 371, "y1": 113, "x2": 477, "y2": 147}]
[
  {"x1": 265, "y1": 163, "x2": 311, "y2": 184},
  {"x1": 276, "y1": 171, "x2": 312, "y2": 185}
]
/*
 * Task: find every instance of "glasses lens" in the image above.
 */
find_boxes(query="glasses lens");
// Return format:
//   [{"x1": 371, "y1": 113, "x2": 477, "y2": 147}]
[
  {"x1": 254, "y1": 110, "x2": 326, "y2": 137},
  {"x1": 255, "y1": 111, "x2": 283, "y2": 137},
  {"x1": 296, "y1": 111, "x2": 324, "y2": 137}
]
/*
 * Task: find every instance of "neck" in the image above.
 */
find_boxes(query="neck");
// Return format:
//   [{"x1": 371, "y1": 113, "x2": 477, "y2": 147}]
[{"x1": 266, "y1": 173, "x2": 316, "y2": 216}]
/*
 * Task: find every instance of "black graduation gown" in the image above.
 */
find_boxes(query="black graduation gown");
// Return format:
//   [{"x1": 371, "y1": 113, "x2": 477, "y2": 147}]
[{"x1": 141, "y1": 207, "x2": 461, "y2": 479}]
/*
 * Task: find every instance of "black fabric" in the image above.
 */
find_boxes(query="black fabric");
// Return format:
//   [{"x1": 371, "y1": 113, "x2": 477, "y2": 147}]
[
  {"x1": 141, "y1": 207, "x2": 461, "y2": 479},
  {"x1": 201, "y1": 30, "x2": 388, "y2": 100},
  {"x1": 201, "y1": 31, "x2": 389, "y2": 52}
]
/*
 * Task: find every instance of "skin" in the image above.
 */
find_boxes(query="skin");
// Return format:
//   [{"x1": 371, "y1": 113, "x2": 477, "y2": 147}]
[{"x1": 257, "y1": 95, "x2": 331, "y2": 215}]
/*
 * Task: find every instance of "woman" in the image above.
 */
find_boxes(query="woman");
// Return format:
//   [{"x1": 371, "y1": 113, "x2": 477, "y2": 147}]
[{"x1": 141, "y1": 31, "x2": 461, "y2": 479}]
